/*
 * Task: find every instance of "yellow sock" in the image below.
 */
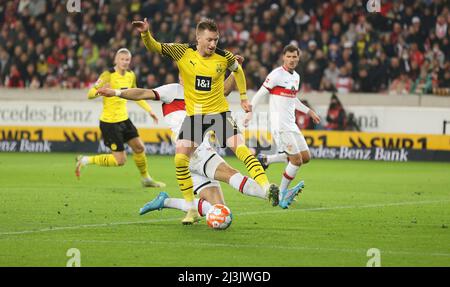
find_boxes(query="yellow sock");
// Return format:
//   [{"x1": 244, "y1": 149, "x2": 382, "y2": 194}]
[
  {"x1": 88, "y1": 154, "x2": 118, "y2": 167},
  {"x1": 174, "y1": 153, "x2": 195, "y2": 203},
  {"x1": 235, "y1": 145, "x2": 269, "y2": 187},
  {"x1": 133, "y1": 152, "x2": 150, "y2": 178}
]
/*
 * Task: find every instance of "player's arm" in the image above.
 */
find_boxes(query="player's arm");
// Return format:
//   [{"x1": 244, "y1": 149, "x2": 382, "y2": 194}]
[
  {"x1": 295, "y1": 98, "x2": 321, "y2": 124},
  {"x1": 87, "y1": 71, "x2": 110, "y2": 99},
  {"x1": 133, "y1": 18, "x2": 187, "y2": 61},
  {"x1": 97, "y1": 87, "x2": 158, "y2": 101},
  {"x1": 130, "y1": 74, "x2": 159, "y2": 123},
  {"x1": 132, "y1": 18, "x2": 162, "y2": 53},
  {"x1": 226, "y1": 52, "x2": 250, "y2": 112},
  {"x1": 224, "y1": 55, "x2": 244, "y2": 96},
  {"x1": 224, "y1": 73, "x2": 235, "y2": 96}
]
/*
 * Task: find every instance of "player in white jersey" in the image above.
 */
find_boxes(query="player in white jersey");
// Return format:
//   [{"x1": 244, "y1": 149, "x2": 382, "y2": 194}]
[
  {"x1": 244, "y1": 44, "x2": 321, "y2": 209},
  {"x1": 97, "y1": 76, "x2": 299, "y2": 218}
]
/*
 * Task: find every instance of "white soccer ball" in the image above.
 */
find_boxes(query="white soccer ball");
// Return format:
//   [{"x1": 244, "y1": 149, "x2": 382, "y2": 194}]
[{"x1": 206, "y1": 204, "x2": 232, "y2": 230}]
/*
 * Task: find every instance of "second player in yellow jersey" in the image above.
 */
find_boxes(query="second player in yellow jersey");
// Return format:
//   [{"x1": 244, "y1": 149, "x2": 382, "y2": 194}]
[{"x1": 76, "y1": 48, "x2": 165, "y2": 188}]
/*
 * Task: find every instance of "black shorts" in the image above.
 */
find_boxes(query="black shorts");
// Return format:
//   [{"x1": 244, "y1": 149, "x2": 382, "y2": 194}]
[
  {"x1": 99, "y1": 119, "x2": 139, "y2": 152},
  {"x1": 177, "y1": 111, "x2": 240, "y2": 148}
]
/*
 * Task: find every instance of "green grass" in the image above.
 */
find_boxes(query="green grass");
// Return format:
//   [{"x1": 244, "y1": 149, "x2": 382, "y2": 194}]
[{"x1": 0, "y1": 153, "x2": 449, "y2": 266}]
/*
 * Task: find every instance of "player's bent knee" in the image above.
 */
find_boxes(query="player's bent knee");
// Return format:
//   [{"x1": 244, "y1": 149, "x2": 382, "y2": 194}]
[
  {"x1": 289, "y1": 154, "x2": 303, "y2": 166},
  {"x1": 133, "y1": 145, "x2": 145, "y2": 154},
  {"x1": 205, "y1": 155, "x2": 226, "y2": 179},
  {"x1": 301, "y1": 151, "x2": 311, "y2": 164}
]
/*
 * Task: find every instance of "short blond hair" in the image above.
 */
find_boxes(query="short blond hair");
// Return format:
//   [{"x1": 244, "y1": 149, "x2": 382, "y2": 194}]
[{"x1": 116, "y1": 48, "x2": 132, "y2": 57}]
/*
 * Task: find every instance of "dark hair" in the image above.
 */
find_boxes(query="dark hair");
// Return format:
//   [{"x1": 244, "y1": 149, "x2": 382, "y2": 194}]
[
  {"x1": 196, "y1": 18, "x2": 218, "y2": 33},
  {"x1": 283, "y1": 44, "x2": 300, "y2": 56}
]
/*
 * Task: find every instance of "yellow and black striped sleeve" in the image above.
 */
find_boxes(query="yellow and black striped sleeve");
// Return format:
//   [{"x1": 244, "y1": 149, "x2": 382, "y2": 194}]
[
  {"x1": 161, "y1": 43, "x2": 189, "y2": 62},
  {"x1": 223, "y1": 50, "x2": 247, "y2": 100},
  {"x1": 233, "y1": 64, "x2": 248, "y2": 100},
  {"x1": 140, "y1": 31, "x2": 162, "y2": 53},
  {"x1": 140, "y1": 31, "x2": 188, "y2": 61},
  {"x1": 224, "y1": 50, "x2": 237, "y2": 71}
]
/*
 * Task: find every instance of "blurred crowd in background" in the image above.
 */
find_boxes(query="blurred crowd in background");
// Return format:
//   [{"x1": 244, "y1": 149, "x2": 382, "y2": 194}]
[{"x1": 0, "y1": 0, "x2": 449, "y2": 96}]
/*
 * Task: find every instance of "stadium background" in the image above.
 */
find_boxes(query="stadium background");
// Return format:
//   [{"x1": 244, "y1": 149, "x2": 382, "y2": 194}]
[{"x1": 1, "y1": 0, "x2": 449, "y2": 162}]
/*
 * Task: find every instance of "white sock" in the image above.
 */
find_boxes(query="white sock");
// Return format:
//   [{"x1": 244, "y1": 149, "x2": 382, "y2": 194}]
[
  {"x1": 267, "y1": 153, "x2": 288, "y2": 164},
  {"x1": 185, "y1": 200, "x2": 195, "y2": 210},
  {"x1": 280, "y1": 162, "x2": 300, "y2": 191},
  {"x1": 163, "y1": 198, "x2": 211, "y2": 216},
  {"x1": 197, "y1": 198, "x2": 212, "y2": 216},
  {"x1": 229, "y1": 173, "x2": 266, "y2": 199},
  {"x1": 229, "y1": 173, "x2": 245, "y2": 192}
]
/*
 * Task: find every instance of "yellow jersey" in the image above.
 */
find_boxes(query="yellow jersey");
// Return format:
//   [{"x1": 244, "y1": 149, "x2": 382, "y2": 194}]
[
  {"x1": 141, "y1": 31, "x2": 248, "y2": 116},
  {"x1": 87, "y1": 68, "x2": 152, "y2": 123}
]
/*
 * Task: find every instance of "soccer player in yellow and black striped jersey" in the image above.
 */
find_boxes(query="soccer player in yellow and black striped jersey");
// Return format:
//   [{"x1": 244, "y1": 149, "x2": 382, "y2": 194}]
[
  {"x1": 75, "y1": 48, "x2": 165, "y2": 188},
  {"x1": 132, "y1": 18, "x2": 279, "y2": 224}
]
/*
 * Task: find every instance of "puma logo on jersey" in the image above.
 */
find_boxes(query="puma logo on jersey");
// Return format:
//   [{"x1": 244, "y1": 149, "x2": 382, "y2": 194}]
[{"x1": 190, "y1": 60, "x2": 196, "y2": 67}]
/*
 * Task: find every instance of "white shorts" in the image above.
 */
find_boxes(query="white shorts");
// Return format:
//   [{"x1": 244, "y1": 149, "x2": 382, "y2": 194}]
[
  {"x1": 153, "y1": 83, "x2": 184, "y2": 103},
  {"x1": 192, "y1": 173, "x2": 220, "y2": 195},
  {"x1": 190, "y1": 142, "x2": 224, "y2": 194},
  {"x1": 272, "y1": 130, "x2": 309, "y2": 155}
]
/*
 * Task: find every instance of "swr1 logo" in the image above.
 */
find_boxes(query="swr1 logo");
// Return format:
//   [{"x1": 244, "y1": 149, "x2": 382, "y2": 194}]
[{"x1": 366, "y1": 0, "x2": 381, "y2": 13}]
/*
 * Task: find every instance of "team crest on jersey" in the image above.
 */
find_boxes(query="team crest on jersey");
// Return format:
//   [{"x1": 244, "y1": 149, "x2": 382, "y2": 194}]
[{"x1": 216, "y1": 63, "x2": 224, "y2": 73}]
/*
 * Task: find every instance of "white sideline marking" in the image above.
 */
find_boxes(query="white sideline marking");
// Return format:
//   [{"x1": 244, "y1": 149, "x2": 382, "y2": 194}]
[{"x1": 0, "y1": 199, "x2": 449, "y2": 236}]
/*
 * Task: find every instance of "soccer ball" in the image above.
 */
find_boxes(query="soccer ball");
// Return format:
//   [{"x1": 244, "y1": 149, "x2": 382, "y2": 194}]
[{"x1": 206, "y1": 204, "x2": 232, "y2": 230}]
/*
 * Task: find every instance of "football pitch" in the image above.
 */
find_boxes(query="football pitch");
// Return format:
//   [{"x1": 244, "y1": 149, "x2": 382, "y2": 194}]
[{"x1": 0, "y1": 153, "x2": 449, "y2": 267}]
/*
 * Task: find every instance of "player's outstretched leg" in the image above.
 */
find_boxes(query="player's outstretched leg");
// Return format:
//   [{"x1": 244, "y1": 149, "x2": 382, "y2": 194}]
[
  {"x1": 75, "y1": 154, "x2": 119, "y2": 179},
  {"x1": 230, "y1": 174, "x2": 279, "y2": 206},
  {"x1": 233, "y1": 144, "x2": 279, "y2": 195},
  {"x1": 140, "y1": 192, "x2": 212, "y2": 217},
  {"x1": 213, "y1": 160, "x2": 279, "y2": 206},
  {"x1": 140, "y1": 191, "x2": 169, "y2": 215}
]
